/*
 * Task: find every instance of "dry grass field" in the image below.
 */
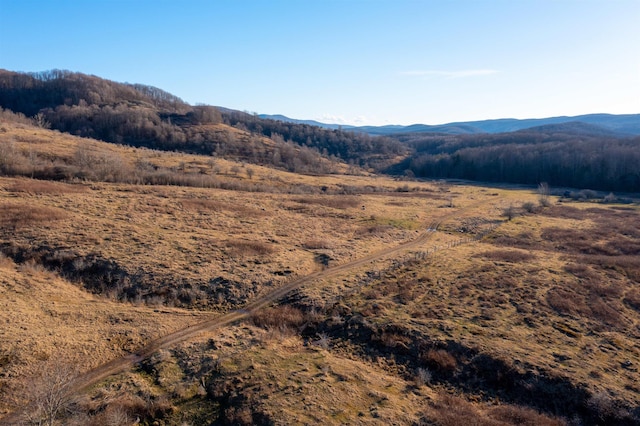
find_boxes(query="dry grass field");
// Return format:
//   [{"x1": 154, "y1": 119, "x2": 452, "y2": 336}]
[
  {"x1": 0, "y1": 252, "x2": 207, "y2": 416},
  {"x1": 286, "y1": 202, "x2": 640, "y2": 424},
  {"x1": 1, "y1": 121, "x2": 639, "y2": 425}
]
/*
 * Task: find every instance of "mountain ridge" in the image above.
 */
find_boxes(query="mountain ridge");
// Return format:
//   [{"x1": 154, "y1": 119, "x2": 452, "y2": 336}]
[{"x1": 259, "y1": 112, "x2": 640, "y2": 136}]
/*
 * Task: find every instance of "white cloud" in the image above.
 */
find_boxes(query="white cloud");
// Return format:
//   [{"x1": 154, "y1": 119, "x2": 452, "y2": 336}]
[
  {"x1": 317, "y1": 114, "x2": 370, "y2": 125},
  {"x1": 400, "y1": 69, "x2": 499, "y2": 79}
]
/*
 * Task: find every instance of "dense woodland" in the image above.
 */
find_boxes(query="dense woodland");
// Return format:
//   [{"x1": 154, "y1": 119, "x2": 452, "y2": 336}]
[
  {"x1": 1, "y1": 69, "x2": 640, "y2": 192},
  {"x1": 394, "y1": 128, "x2": 640, "y2": 192}
]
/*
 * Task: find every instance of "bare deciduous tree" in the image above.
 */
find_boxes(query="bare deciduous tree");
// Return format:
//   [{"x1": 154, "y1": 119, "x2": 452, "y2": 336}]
[
  {"x1": 24, "y1": 360, "x2": 78, "y2": 426},
  {"x1": 502, "y1": 204, "x2": 517, "y2": 221},
  {"x1": 538, "y1": 182, "x2": 551, "y2": 207},
  {"x1": 245, "y1": 167, "x2": 254, "y2": 180},
  {"x1": 33, "y1": 112, "x2": 51, "y2": 129}
]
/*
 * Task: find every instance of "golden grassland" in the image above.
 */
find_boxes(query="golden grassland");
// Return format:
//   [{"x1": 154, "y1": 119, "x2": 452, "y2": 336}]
[
  {"x1": 67, "y1": 323, "x2": 564, "y2": 426},
  {"x1": 1, "y1": 121, "x2": 639, "y2": 424},
  {"x1": 292, "y1": 201, "x2": 640, "y2": 419},
  {"x1": 0, "y1": 253, "x2": 207, "y2": 415},
  {"x1": 0, "y1": 174, "x2": 452, "y2": 308},
  {"x1": 0, "y1": 120, "x2": 455, "y2": 313}
]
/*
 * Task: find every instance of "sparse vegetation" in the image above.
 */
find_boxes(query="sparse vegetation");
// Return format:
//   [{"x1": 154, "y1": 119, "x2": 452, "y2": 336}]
[{"x1": 22, "y1": 361, "x2": 78, "y2": 426}]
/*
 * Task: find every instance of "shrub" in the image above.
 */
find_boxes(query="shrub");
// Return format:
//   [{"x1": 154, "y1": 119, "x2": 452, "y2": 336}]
[
  {"x1": 0, "y1": 107, "x2": 35, "y2": 125},
  {"x1": 588, "y1": 297, "x2": 623, "y2": 326},
  {"x1": 546, "y1": 286, "x2": 586, "y2": 316},
  {"x1": 587, "y1": 391, "x2": 628, "y2": 421},
  {"x1": 225, "y1": 240, "x2": 274, "y2": 257},
  {"x1": 380, "y1": 332, "x2": 411, "y2": 350},
  {"x1": 294, "y1": 196, "x2": 360, "y2": 210},
  {"x1": 478, "y1": 250, "x2": 536, "y2": 263},
  {"x1": 0, "y1": 203, "x2": 67, "y2": 230},
  {"x1": 539, "y1": 205, "x2": 589, "y2": 220},
  {"x1": 586, "y1": 255, "x2": 640, "y2": 282},
  {"x1": 355, "y1": 224, "x2": 393, "y2": 236},
  {"x1": 423, "y1": 396, "x2": 565, "y2": 426},
  {"x1": 415, "y1": 367, "x2": 432, "y2": 386},
  {"x1": 302, "y1": 239, "x2": 332, "y2": 249},
  {"x1": 623, "y1": 289, "x2": 640, "y2": 312},
  {"x1": 0, "y1": 252, "x2": 13, "y2": 269},
  {"x1": 180, "y1": 198, "x2": 267, "y2": 217},
  {"x1": 423, "y1": 395, "x2": 485, "y2": 426},
  {"x1": 86, "y1": 405, "x2": 132, "y2": 426},
  {"x1": 502, "y1": 204, "x2": 517, "y2": 221},
  {"x1": 423, "y1": 349, "x2": 457, "y2": 373},
  {"x1": 250, "y1": 305, "x2": 305, "y2": 330},
  {"x1": 563, "y1": 263, "x2": 598, "y2": 281},
  {"x1": 487, "y1": 404, "x2": 564, "y2": 426},
  {"x1": 313, "y1": 332, "x2": 331, "y2": 350},
  {"x1": 8, "y1": 179, "x2": 87, "y2": 195}
]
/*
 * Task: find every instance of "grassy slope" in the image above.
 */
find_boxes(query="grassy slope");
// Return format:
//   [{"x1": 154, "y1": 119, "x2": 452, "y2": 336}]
[
  {"x1": 0, "y1": 254, "x2": 207, "y2": 415},
  {"x1": 290, "y1": 201, "x2": 640, "y2": 423}
]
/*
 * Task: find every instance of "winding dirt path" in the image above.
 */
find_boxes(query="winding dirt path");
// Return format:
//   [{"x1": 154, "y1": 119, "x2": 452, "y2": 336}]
[
  {"x1": 68, "y1": 222, "x2": 443, "y2": 395},
  {"x1": 1, "y1": 200, "x2": 492, "y2": 424}
]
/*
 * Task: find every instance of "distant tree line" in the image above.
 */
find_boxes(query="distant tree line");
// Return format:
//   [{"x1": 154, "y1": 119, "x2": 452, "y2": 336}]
[
  {"x1": 221, "y1": 110, "x2": 406, "y2": 168},
  {"x1": 395, "y1": 131, "x2": 640, "y2": 192}
]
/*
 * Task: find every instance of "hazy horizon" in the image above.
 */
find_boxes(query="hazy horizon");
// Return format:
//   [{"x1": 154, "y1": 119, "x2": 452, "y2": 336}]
[{"x1": 260, "y1": 111, "x2": 639, "y2": 128}]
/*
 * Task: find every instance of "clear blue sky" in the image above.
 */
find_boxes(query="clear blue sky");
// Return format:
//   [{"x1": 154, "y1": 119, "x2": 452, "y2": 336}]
[{"x1": 1, "y1": 0, "x2": 638, "y2": 125}]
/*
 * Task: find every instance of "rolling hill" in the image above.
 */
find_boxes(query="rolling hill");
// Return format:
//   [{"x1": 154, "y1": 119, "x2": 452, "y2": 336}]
[
  {"x1": 3, "y1": 68, "x2": 639, "y2": 192},
  {"x1": 0, "y1": 69, "x2": 406, "y2": 172}
]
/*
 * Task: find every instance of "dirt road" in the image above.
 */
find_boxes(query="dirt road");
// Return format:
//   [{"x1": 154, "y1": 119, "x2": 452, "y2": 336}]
[
  {"x1": 65, "y1": 223, "x2": 442, "y2": 396},
  {"x1": 1, "y1": 202, "x2": 488, "y2": 424}
]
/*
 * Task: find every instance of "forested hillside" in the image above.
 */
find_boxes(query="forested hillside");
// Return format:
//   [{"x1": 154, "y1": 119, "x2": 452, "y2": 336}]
[
  {"x1": 222, "y1": 109, "x2": 405, "y2": 168},
  {"x1": 394, "y1": 126, "x2": 640, "y2": 192},
  {"x1": 0, "y1": 69, "x2": 405, "y2": 173}
]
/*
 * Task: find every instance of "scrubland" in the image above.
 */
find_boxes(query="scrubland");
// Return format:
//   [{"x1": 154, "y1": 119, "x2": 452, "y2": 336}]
[{"x1": 0, "y1": 121, "x2": 638, "y2": 425}]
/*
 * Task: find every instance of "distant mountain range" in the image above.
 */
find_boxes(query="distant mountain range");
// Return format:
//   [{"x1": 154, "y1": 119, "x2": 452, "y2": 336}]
[{"x1": 259, "y1": 113, "x2": 640, "y2": 136}]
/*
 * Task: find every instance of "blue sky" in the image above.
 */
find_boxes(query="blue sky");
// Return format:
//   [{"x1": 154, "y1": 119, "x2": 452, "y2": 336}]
[{"x1": 1, "y1": 0, "x2": 638, "y2": 125}]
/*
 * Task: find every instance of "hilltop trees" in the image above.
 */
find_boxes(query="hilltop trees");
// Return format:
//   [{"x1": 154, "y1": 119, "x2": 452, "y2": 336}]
[
  {"x1": 0, "y1": 69, "x2": 405, "y2": 174},
  {"x1": 5, "y1": 68, "x2": 638, "y2": 191}
]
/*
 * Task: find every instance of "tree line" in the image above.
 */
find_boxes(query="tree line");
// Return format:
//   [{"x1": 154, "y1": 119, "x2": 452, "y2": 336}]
[
  {"x1": 221, "y1": 110, "x2": 406, "y2": 168},
  {"x1": 394, "y1": 129, "x2": 640, "y2": 192}
]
